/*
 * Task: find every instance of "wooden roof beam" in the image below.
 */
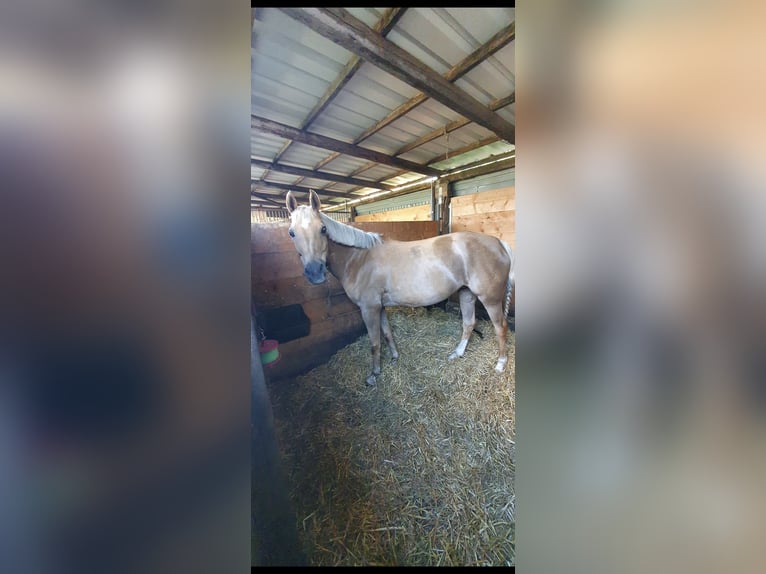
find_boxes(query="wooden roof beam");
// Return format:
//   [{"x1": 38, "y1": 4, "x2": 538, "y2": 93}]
[
  {"x1": 251, "y1": 158, "x2": 395, "y2": 191},
  {"x1": 343, "y1": 136, "x2": 505, "y2": 196},
  {"x1": 441, "y1": 153, "x2": 516, "y2": 182},
  {"x1": 396, "y1": 92, "x2": 515, "y2": 157},
  {"x1": 300, "y1": 8, "x2": 405, "y2": 131},
  {"x1": 311, "y1": 22, "x2": 515, "y2": 172},
  {"x1": 251, "y1": 114, "x2": 442, "y2": 177},
  {"x1": 250, "y1": 192, "x2": 285, "y2": 207},
  {"x1": 252, "y1": 179, "x2": 352, "y2": 200},
  {"x1": 351, "y1": 22, "x2": 515, "y2": 146},
  {"x1": 264, "y1": 8, "x2": 406, "y2": 181},
  {"x1": 280, "y1": 8, "x2": 515, "y2": 143}
]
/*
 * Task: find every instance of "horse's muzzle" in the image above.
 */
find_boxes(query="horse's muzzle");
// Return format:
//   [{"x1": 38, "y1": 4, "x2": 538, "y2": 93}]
[{"x1": 304, "y1": 260, "x2": 326, "y2": 284}]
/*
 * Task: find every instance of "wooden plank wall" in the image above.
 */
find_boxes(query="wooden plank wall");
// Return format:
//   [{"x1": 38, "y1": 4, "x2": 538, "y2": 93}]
[
  {"x1": 355, "y1": 203, "x2": 431, "y2": 222},
  {"x1": 449, "y1": 187, "x2": 515, "y2": 249},
  {"x1": 252, "y1": 220, "x2": 439, "y2": 380},
  {"x1": 448, "y1": 186, "x2": 515, "y2": 314}
]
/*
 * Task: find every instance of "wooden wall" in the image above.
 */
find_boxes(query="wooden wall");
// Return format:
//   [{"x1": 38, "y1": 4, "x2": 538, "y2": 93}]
[
  {"x1": 450, "y1": 187, "x2": 515, "y2": 249},
  {"x1": 252, "y1": 220, "x2": 439, "y2": 380},
  {"x1": 355, "y1": 203, "x2": 431, "y2": 222},
  {"x1": 448, "y1": 186, "x2": 515, "y2": 314}
]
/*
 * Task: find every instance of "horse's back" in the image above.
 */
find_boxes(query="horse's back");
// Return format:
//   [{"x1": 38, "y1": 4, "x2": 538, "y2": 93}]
[
  {"x1": 377, "y1": 230, "x2": 502, "y2": 250},
  {"x1": 362, "y1": 231, "x2": 510, "y2": 300},
  {"x1": 419, "y1": 231, "x2": 508, "y2": 263},
  {"x1": 447, "y1": 231, "x2": 508, "y2": 252},
  {"x1": 373, "y1": 232, "x2": 508, "y2": 268}
]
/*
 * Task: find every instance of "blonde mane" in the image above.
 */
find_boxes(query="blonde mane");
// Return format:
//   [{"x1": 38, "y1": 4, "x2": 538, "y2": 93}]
[{"x1": 319, "y1": 212, "x2": 382, "y2": 249}]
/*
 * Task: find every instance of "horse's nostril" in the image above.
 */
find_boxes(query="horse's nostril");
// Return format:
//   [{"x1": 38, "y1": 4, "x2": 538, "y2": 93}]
[
  {"x1": 303, "y1": 261, "x2": 326, "y2": 285},
  {"x1": 304, "y1": 260, "x2": 325, "y2": 277}
]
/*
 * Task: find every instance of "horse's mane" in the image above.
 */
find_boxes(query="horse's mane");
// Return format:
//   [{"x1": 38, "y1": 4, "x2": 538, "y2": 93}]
[{"x1": 319, "y1": 212, "x2": 383, "y2": 249}]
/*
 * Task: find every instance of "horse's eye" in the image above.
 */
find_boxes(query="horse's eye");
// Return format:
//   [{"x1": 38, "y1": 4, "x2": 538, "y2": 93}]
[
  {"x1": 288, "y1": 229, "x2": 295, "y2": 238},
  {"x1": 321, "y1": 225, "x2": 327, "y2": 234}
]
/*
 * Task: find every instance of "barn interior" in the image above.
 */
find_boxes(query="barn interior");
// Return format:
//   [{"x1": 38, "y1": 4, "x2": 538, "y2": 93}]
[{"x1": 251, "y1": 7, "x2": 515, "y2": 566}]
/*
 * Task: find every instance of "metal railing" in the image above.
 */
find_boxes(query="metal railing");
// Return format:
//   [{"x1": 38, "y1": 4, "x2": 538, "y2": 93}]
[{"x1": 251, "y1": 208, "x2": 352, "y2": 224}]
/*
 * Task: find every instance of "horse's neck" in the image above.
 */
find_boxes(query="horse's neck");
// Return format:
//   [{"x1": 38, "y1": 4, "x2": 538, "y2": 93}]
[{"x1": 327, "y1": 241, "x2": 363, "y2": 284}]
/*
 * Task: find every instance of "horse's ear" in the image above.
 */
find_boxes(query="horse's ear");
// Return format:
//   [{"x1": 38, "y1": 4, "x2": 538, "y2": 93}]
[
  {"x1": 285, "y1": 191, "x2": 298, "y2": 214},
  {"x1": 309, "y1": 189, "x2": 322, "y2": 212}
]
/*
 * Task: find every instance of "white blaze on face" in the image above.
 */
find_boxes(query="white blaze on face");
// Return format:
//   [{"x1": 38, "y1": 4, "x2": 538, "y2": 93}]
[
  {"x1": 297, "y1": 208, "x2": 312, "y2": 229},
  {"x1": 290, "y1": 207, "x2": 327, "y2": 267}
]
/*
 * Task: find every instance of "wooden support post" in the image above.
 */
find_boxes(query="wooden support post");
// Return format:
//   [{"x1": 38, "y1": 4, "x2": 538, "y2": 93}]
[{"x1": 430, "y1": 180, "x2": 437, "y2": 222}]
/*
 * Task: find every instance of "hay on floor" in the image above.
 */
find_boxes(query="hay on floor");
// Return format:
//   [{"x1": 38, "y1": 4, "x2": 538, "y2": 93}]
[{"x1": 266, "y1": 306, "x2": 515, "y2": 566}]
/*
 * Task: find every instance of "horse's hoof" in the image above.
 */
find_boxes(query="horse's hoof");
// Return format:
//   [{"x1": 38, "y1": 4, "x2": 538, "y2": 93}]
[
  {"x1": 391, "y1": 356, "x2": 399, "y2": 365},
  {"x1": 448, "y1": 352, "x2": 460, "y2": 361},
  {"x1": 494, "y1": 358, "x2": 507, "y2": 373},
  {"x1": 365, "y1": 374, "x2": 377, "y2": 386}
]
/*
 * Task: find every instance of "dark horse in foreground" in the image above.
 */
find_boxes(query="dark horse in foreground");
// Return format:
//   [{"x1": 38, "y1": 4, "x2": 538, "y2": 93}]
[{"x1": 286, "y1": 190, "x2": 515, "y2": 385}]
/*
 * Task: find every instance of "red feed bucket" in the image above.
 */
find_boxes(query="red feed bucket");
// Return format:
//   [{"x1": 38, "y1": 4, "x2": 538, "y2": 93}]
[{"x1": 258, "y1": 339, "x2": 280, "y2": 368}]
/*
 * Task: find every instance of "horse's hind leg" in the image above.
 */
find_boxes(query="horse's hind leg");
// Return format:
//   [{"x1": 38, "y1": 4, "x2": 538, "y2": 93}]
[
  {"x1": 360, "y1": 304, "x2": 382, "y2": 385},
  {"x1": 479, "y1": 297, "x2": 509, "y2": 372},
  {"x1": 449, "y1": 288, "x2": 476, "y2": 360},
  {"x1": 380, "y1": 308, "x2": 399, "y2": 363}
]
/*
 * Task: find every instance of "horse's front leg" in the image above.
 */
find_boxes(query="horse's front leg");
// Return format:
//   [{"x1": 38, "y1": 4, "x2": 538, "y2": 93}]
[{"x1": 360, "y1": 304, "x2": 382, "y2": 385}]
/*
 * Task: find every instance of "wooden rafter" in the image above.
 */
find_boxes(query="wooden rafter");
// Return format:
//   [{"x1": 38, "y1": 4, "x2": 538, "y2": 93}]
[
  {"x1": 428, "y1": 136, "x2": 503, "y2": 166},
  {"x1": 252, "y1": 179, "x2": 351, "y2": 200},
  {"x1": 342, "y1": 136, "x2": 505, "y2": 196},
  {"x1": 251, "y1": 158, "x2": 395, "y2": 191},
  {"x1": 250, "y1": 192, "x2": 285, "y2": 207},
  {"x1": 441, "y1": 152, "x2": 515, "y2": 182},
  {"x1": 299, "y1": 8, "x2": 405, "y2": 132},
  {"x1": 262, "y1": 8, "x2": 406, "y2": 184},
  {"x1": 352, "y1": 22, "x2": 514, "y2": 145},
  {"x1": 326, "y1": 152, "x2": 516, "y2": 213},
  {"x1": 311, "y1": 22, "x2": 515, "y2": 173},
  {"x1": 328, "y1": 92, "x2": 513, "y2": 184},
  {"x1": 251, "y1": 115, "x2": 442, "y2": 177},
  {"x1": 280, "y1": 8, "x2": 515, "y2": 143},
  {"x1": 395, "y1": 92, "x2": 514, "y2": 157},
  {"x1": 317, "y1": 140, "x2": 506, "y2": 205}
]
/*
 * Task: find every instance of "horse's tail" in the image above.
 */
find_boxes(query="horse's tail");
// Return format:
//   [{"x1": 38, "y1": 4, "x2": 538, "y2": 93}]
[{"x1": 500, "y1": 240, "x2": 515, "y2": 318}]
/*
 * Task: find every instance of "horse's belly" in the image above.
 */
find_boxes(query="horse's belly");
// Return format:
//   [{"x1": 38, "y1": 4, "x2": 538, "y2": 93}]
[
  {"x1": 381, "y1": 281, "x2": 459, "y2": 307},
  {"x1": 382, "y1": 293, "x2": 448, "y2": 307},
  {"x1": 374, "y1": 252, "x2": 464, "y2": 307}
]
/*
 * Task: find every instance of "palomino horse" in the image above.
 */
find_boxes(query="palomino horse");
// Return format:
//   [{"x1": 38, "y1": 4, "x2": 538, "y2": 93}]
[{"x1": 286, "y1": 190, "x2": 515, "y2": 386}]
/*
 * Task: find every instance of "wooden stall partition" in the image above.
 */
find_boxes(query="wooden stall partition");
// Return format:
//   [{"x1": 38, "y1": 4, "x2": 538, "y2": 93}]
[
  {"x1": 350, "y1": 221, "x2": 438, "y2": 242},
  {"x1": 355, "y1": 204, "x2": 431, "y2": 223},
  {"x1": 449, "y1": 187, "x2": 515, "y2": 249},
  {"x1": 448, "y1": 187, "x2": 515, "y2": 314},
  {"x1": 252, "y1": 220, "x2": 439, "y2": 380}
]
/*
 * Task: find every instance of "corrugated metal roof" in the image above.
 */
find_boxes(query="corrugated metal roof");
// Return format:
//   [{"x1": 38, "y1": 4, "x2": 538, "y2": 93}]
[
  {"x1": 452, "y1": 167, "x2": 515, "y2": 196},
  {"x1": 275, "y1": 142, "x2": 337, "y2": 168},
  {"x1": 259, "y1": 172, "x2": 297, "y2": 186},
  {"x1": 355, "y1": 188, "x2": 433, "y2": 215},
  {"x1": 327, "y1": 63, "x2": 422, "y2": 127},
  {"x1": 463, "y1": 42, "x2": 515, "y2": 95},
  {"x1": 318, "y1": 155, "x2": 373, "y2": 175},
  {"x1": 251, "y1": 7, "x2": 514, "y2": 208},
  {"x1": 250, "y1": 131, "x2": 288, "y2": 158},
  {"x1": 344, "y1": 7, "x2": 387, "y2": 28},
  {"x1": 430, "y1": 141, "x2": 514, "y2": 172},
  {"x1": 354, "y1": 164, "x2": 403, "y2": 182}
]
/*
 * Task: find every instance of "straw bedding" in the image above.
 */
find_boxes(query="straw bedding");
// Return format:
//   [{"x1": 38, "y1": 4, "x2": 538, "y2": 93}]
[{"x1": 265, "y1": 305, "x2": 515, "y2": 566}]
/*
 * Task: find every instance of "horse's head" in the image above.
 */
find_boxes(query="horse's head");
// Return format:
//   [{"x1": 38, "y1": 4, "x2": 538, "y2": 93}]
[{"x1": 285, "y1": 189, "x2": 329, "y2": 285}]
